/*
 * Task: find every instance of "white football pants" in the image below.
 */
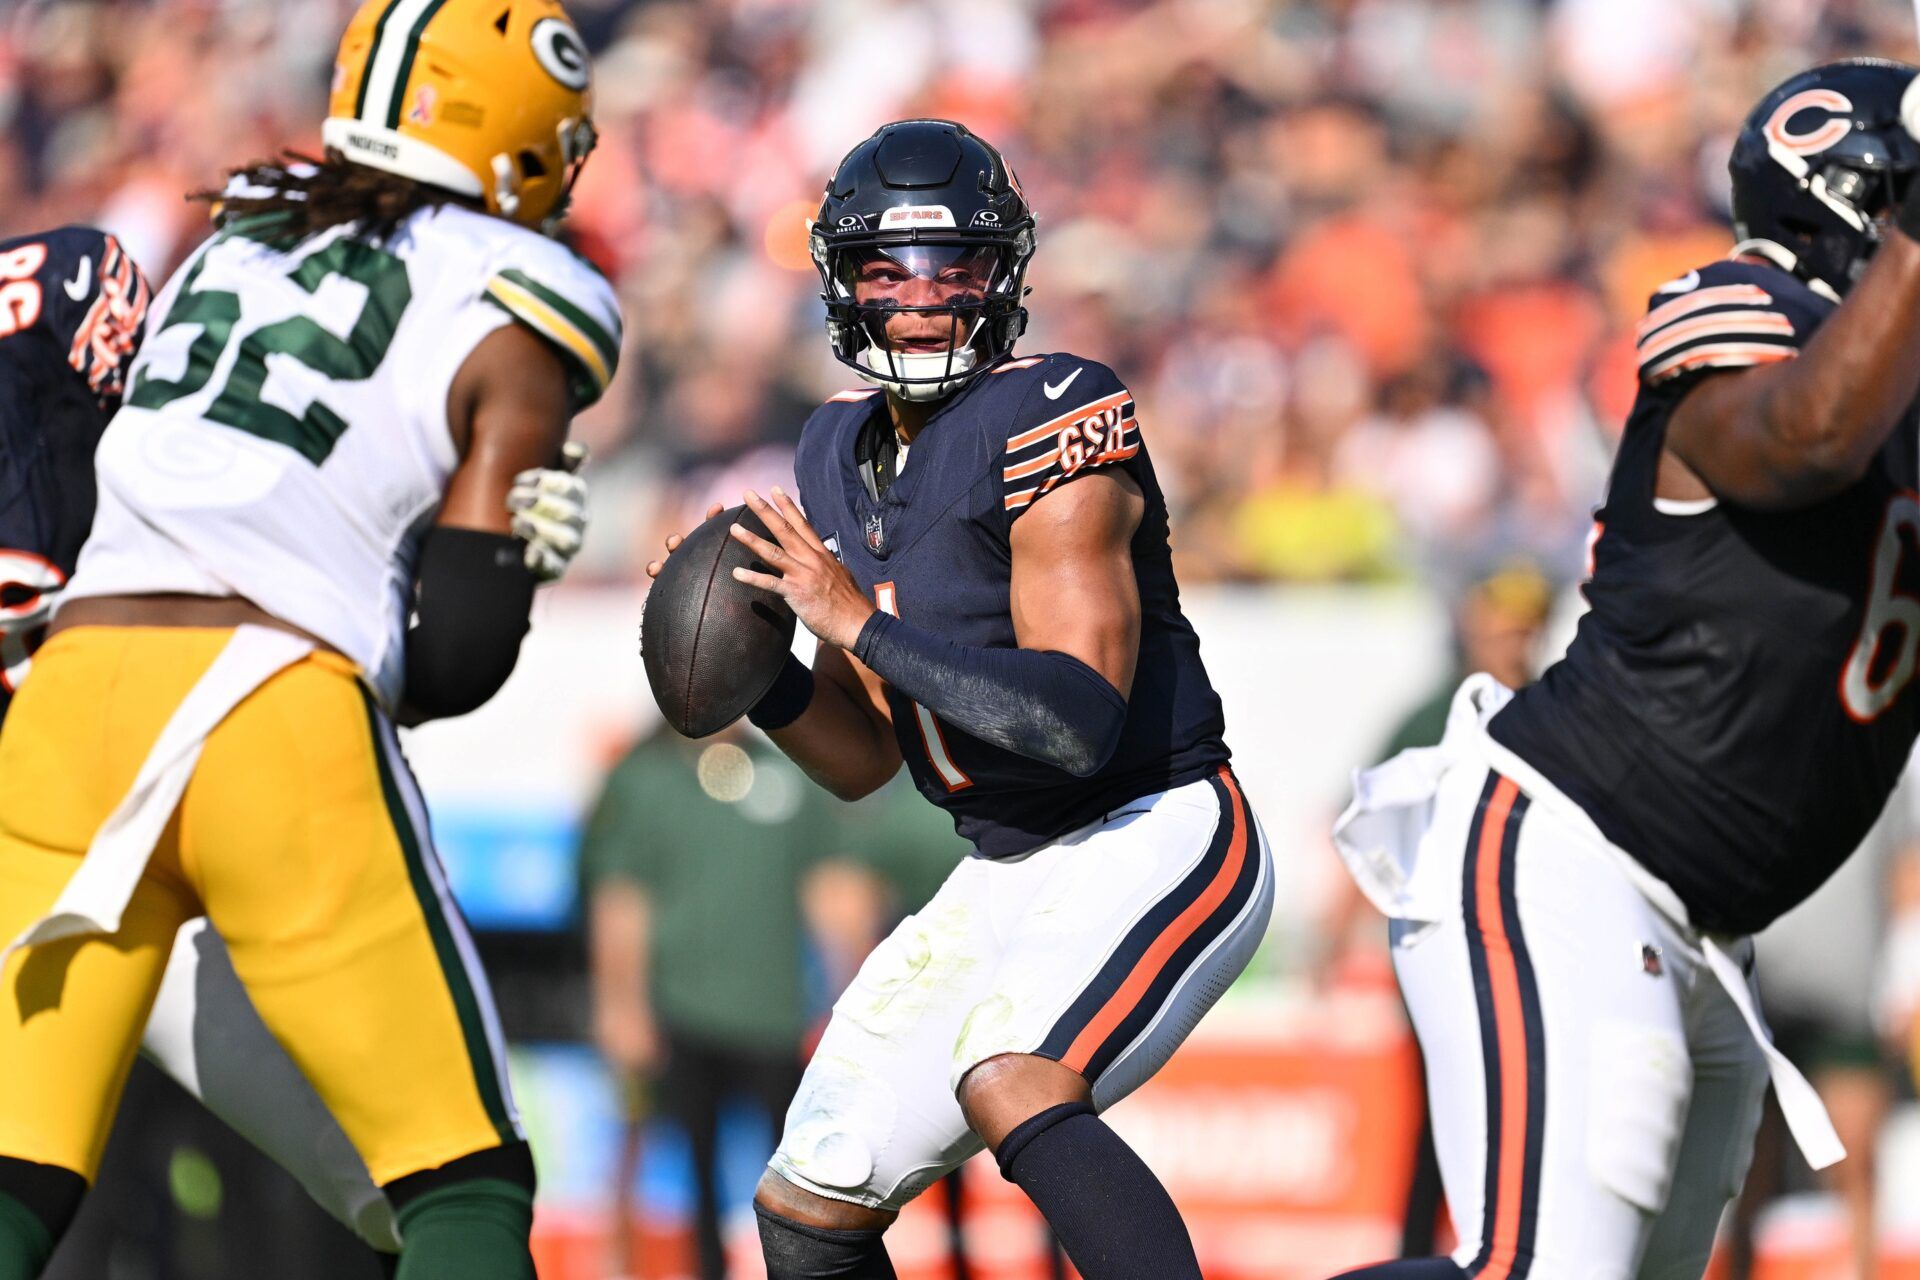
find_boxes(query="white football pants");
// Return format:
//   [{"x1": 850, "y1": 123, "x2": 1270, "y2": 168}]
[
  {"x1": 142, "y1": 918, "x2": 398, "y2": 1251},
  {"x1": 770, "y1": 767, "x2": 1274, "y2": 1211},
  {"x1": 1336, "y1": 676, "x2": 1841, "y2": 1280}
]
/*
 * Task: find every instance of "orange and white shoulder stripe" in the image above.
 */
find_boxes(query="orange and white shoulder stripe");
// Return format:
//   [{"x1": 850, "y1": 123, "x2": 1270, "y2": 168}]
[
  {"x1": 992, "y1": 356, "x2": 1045, "y2": 374},
  {"x1": 825, "y1": 388, "x2": 881, "y2": 404},
  {"x1": 1634, "y1": 284, "x2": 1774, "y2": 342},
  {"x1": 1642, "y1": 342, "x2": 1798, "y2": 383},
  {"x1": 1004, "y1": 389, "x2": 1132, "y2": 453},
  {"x1": 1635, "y1": 282, "x2": 1800, "y2": 386},
  {"x1": 1637, "y1": 310, "x2": 1796, "y2": 366},
  {"x1": 1002, "y1": 389, "x2": 1139, "y2": 513}
]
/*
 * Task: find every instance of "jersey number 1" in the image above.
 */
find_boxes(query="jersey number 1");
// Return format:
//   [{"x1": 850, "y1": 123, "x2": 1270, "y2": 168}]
[
  {"x1": 1841, "y1": 492, "x2": 1920, "y2": 723},
  {"x1": 874, "y1": 583, "x2": 973, "y2": 792},
  {"x1": 128, "y1": 231, "x2": 412, "y2": 465}
]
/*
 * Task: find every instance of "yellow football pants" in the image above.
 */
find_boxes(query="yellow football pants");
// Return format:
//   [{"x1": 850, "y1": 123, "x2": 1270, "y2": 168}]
[{"x1": 0, "y1": 626, "x2": 517, "y2": 1185}]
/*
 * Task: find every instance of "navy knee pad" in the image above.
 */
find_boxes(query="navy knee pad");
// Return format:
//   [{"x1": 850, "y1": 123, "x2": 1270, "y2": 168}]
[{"x1": 755, "y1": 1202, "x2": 897, "y2": 1280}]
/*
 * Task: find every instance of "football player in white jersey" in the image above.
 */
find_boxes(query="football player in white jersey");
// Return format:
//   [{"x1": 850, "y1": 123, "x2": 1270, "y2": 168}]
[{"x1": 0, "y1": 2, "x2": 620, "y2": 1277}]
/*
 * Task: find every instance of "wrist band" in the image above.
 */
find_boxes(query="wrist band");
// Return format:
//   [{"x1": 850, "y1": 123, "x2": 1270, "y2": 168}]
[{"x1": 747, "y1": 653, "x2": 815, "y2": 731}]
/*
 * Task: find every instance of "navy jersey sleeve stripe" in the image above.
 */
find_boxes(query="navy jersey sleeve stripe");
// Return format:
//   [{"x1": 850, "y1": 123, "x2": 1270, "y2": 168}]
[
  {"x1": 1633, "y1": 259, "x2": 1826, "y2": 388},
  {"x1": 1000, "y1": 370, "x2": 1142, "y2": 516}
]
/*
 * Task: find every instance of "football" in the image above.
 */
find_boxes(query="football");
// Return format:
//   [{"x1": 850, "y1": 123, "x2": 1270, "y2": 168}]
[{"x1": 642, "y1": 503, "x2": 798, "y2": 737}]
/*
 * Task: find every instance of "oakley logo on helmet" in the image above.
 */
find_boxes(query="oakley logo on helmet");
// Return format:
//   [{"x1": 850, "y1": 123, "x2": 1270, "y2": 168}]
[
  {"x1": 838, "y1": 215, "x2": 863, "y2": 229},
  {"x1": 971, "y1": 210, "x2": 1001, "y2": 227},
  {"x1": 880, "y1": 206, "x2": 957, "y2": 229},
  {"x1": 531, "y1": 18, "x2": 590, "y2": 91},
  {"x1": 1765, "y1": 89, "x2": 1855, "y2": 158}
]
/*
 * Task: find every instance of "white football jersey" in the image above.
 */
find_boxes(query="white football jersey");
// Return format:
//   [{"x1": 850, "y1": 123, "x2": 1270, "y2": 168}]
[{"x1": 65, "y1": 204, "x2": 621, "y2": 711}]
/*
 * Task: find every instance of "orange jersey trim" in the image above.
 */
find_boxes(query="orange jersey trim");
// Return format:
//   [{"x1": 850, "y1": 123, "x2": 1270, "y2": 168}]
[
  {"x1": 1475, "y1": 775, "x2": 1528, "y2": 1280},
  {"x1": 1636, "y1": 310, "x2": 1795, "y2": 366},
  {"x1": 1644, "y1": 343, "x2": 1796, "y2": 383},
  {"x1": 1635, "y1": 284, "x2": 1773, "y2": 341},
  {"x1": 1006, "y1": 390, "x2": 1132, "y2": 453},
  {"x1": 1060, "y1": 767, "x2": 1249, "y2": 1074}
]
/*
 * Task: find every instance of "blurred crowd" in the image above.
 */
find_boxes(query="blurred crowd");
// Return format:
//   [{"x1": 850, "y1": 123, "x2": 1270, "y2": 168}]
[{"x1": 10, "y1": 0, "x2": 1920, "y2": 592}]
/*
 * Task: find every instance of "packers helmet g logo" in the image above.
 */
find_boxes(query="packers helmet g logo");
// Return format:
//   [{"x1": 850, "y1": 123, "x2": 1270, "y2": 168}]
[
  {"x1": 531, "y1": 18, "x2": 589, "y2": 91},
  {"x1": 325, "y1": 0, "x2": 597, "y2": 230}
]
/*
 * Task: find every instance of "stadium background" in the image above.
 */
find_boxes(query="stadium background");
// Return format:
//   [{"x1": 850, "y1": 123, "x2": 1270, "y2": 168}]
[{"x1": 7, "y1": 0, "x2": 1920, "y2": 1276}]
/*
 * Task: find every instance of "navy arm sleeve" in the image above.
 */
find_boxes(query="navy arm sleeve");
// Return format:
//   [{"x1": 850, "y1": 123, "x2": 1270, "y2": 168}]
[{"x1": 852, "y1": 611, "x2": 1127, "y2": 778}]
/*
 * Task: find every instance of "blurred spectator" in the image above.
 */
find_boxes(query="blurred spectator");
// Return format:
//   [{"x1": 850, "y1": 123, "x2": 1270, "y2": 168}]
[
  {"x1": 1380, "y1": 558, "x2": 1555, "y2": 756},
  {"x1": 582, "y1": 723, "x2": 845, "y2": 1280},
  {"x1": 583, "y1": 728, "x2": 972, "y2": 1280},
  {"x1": 18, "y1": 0, "x2": 1917, "y2": 591}
]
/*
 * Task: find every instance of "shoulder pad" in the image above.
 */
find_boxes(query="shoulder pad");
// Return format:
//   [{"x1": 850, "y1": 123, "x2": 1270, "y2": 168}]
[
  {"x1": 1634, "y1": 258, "x2": 1828, "y2": 388},
  {"x1": 995, "y1": 353, "x2": 1139, "y2": 518},
  {"x1": 475, "y1": 225, "x2": 623, "y2": 406},
  {"x1": 0, "y1": 226, "x2": 149, "y2": 403}
]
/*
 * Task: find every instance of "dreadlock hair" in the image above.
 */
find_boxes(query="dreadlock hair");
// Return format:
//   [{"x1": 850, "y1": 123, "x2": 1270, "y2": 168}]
[{"x1": 191, "y1": 149, "x2": 477, "y2": 245}]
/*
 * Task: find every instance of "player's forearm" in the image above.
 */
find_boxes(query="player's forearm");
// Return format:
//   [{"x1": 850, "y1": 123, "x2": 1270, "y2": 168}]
[
  {"x1": 1753, "y1": 228, "x2": 1920, "y2": 498},
  {"x1": 761, "y1": 658, "x2": 902, "y2": 800},
  {"x1": 588, "y1": 883, "x2": 651, "y2": 1012},
  {"x1": 852, "y1": 613, "x2": 1127, "y2": 778}
]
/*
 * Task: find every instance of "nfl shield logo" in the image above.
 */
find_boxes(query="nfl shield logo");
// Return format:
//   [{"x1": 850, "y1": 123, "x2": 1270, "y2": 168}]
[{"x1": 865, "y1": 513, "x2": 885, "y2": 553}]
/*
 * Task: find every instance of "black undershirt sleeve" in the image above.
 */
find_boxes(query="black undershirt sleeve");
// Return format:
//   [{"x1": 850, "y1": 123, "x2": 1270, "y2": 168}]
[{"x1": 402, "y1": 527, "x2": 537, "y2": 722}]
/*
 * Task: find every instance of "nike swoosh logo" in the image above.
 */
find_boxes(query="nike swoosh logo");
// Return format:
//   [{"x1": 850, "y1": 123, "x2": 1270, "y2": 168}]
[
  {"x1": 1043, "y1": 367, "x2": 1082, "y2": 399},
  {"x1": 1655, "y1": 269, "x2": 1700, "y2": 295},
  {"x1": 63, "y1": 256, "x2": 92, "y2": 302}
]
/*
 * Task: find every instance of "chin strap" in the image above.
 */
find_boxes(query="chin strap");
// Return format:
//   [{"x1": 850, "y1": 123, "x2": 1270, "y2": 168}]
[
  {"x1": 856, "y1": 343, "x2": 979, "y2": 401},
  {"x1": 1730, "y1": 237, "x2": 1845, "y2": 303}
]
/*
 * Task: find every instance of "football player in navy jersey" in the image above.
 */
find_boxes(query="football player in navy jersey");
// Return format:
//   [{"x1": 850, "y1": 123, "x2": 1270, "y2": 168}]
[
  {"x1": 1329, "y1": 60, "x2": 1920, "y2": 1280},
  {"x1": 648, "y1": 119, "x2": 1274, "y2": 1280},
  {"x1": 0, "y1": 226, "x2": 149, "y2": 713}
]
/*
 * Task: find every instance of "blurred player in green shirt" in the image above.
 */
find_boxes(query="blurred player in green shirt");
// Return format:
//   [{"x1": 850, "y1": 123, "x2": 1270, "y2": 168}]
[{"x1": 581, "y1": 726, "x2": 963, "y2": 1279}]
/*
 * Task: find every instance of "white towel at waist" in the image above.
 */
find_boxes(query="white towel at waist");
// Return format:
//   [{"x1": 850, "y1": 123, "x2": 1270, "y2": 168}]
[
  {"x1": 1331, "y1": 672, "x2": 1845, "y2": 1171},
  {"x1": 5, "y1": 624, "x2": 315, "y2": 959}
]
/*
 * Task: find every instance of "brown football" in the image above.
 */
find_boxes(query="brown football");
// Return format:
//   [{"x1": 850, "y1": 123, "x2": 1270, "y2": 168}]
[{"x1": 641, "y1": 504, "x2": 797, "y2": 737}]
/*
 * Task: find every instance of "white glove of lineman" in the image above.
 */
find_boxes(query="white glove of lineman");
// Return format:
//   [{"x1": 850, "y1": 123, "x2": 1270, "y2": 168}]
[
  {"x1": 509, "y1": 441, "x2": 590, "y2": 583},
  {"x1": 1905, "y1": 74, "x2": 1920, "y2": 143}
]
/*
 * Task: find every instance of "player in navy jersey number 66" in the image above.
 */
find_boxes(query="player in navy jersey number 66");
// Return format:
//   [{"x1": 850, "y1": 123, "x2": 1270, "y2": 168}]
[
  {"x1": 646, "y1": 119, "x2": 1273, "y2": 1280},
  {"x1": 1331, "y1": 60, "x2": 1920, "y2": 1280}
]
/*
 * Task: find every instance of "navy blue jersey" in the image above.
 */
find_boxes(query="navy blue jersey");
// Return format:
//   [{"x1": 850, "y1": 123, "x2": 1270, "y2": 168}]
[
  {"x1": 792, "y1": 353, "x2": 1230, "y2": 856},
  {"x1": 1491, "y1": 254, "x2": 1920, "y2": 934},
  {"x1": 0, "y1": 226, "x2": 149, "y2": 713}
]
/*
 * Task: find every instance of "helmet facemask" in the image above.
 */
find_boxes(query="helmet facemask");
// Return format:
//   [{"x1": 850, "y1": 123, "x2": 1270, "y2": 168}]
[
  {"x1": 494, "y1": 114, "x2": 598, "y2": 232},
  {"x1": 1764, "y1": 159, "x2": 1918, "y2": 292},
  {"x1": 815, "y1": 232, "x2": 1033, "y2": 402}
]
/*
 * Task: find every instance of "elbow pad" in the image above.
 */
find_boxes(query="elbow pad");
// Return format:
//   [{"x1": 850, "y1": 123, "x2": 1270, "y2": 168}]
[
  {"x1": 403, "y1": 527, "x2": 537, "y2": 721},
  {"x1": 852, "y1": 612, "x2": 1127, "y2": 777}
]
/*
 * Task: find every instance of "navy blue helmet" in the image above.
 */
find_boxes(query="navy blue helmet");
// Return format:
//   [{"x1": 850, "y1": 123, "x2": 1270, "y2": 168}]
[
  {"x1": 1730, "y1": 59, "x2": 1920, "y2": 298},
  {"x1": 810, "y1": 120, "x2": 1035, "y2": 401}
]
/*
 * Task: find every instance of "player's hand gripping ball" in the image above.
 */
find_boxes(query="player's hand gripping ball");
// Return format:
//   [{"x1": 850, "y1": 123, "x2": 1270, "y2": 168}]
[
  {"x1": 724, "y1": 488, "x2": 876, "y2": 653},
  {"x1": 642, "y1": 502, "x2": 797, "y2": 737}
]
